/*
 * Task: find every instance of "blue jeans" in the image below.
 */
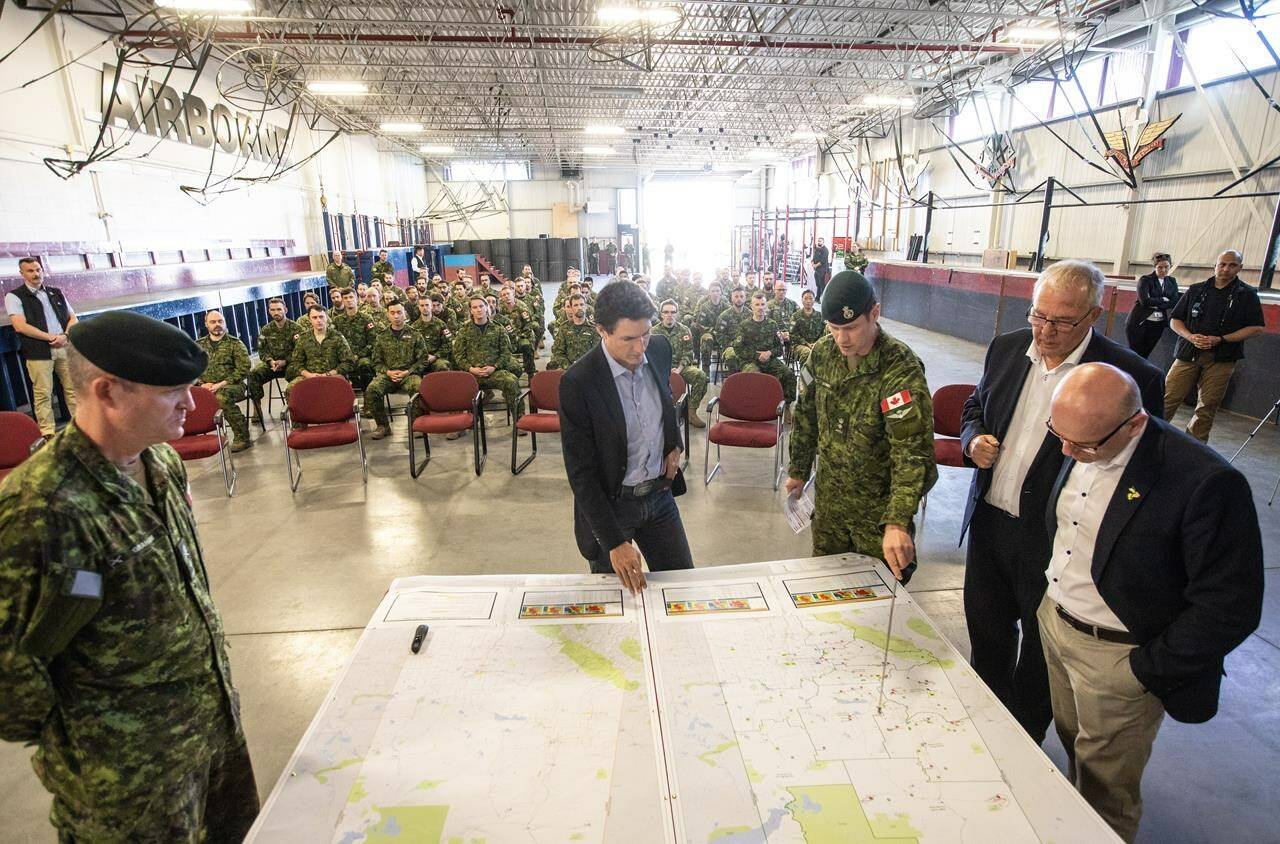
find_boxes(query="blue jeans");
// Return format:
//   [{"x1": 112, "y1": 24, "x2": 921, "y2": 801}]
[{"x1": 589, "y1": 489, "x2": 695, "y2": 574}]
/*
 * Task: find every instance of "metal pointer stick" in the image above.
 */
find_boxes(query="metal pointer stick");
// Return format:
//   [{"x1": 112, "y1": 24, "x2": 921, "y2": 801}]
[{"x1": 876, "y1": 576, "x2": 898, "y2": 715}]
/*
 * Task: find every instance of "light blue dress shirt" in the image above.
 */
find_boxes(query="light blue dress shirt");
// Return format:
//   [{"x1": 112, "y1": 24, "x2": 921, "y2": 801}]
[{"x1": 602, "y1": 344, "x2": 665, "y2": 485}]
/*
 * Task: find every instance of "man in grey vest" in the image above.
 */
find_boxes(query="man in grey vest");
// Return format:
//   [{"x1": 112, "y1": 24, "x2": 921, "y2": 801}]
[{"x1": 4, "y1": 257, "x2": 78, "y2": 435}]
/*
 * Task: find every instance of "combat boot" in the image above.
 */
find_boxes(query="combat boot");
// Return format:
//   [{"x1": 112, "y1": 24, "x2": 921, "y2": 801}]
[
  {"x1": 370, "y1": 424, "x2": 391, "y2": 440},
  {"x1": 230, "y1": 438, "x2": 252, "y2": 453},
  {"x1": 688, "y1": 407, "x2": 706, "y2": 428}
]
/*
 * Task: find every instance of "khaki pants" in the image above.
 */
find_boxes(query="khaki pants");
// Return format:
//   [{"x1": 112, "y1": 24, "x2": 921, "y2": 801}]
[
  {"x1": 1163, "y1": 354, "x2": 1235, "y2": 442},
  {"x1": 1037, "y1": 597, "x2": 1164, "y2": 842},
  {"x1": 26, "y1": 349, "x2": 76, "y2": 436}
]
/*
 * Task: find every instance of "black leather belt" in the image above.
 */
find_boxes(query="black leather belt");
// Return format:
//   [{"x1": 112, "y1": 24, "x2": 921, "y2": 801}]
[
  {"x1": 1056, "y1": 605, "x2": 1137, "y2": 645},
  {"x1": 619, "y1": 476, "x2": 671, "y2": 499}
]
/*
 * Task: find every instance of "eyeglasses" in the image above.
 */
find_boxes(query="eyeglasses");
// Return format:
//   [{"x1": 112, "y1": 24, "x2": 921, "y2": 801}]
[
  {"x1": 1045, "y1": 411, "x2": 1138, "y2": 456},
  {"x1": 1027, "y1": 308, "x2": 1093, "y2": 332}
]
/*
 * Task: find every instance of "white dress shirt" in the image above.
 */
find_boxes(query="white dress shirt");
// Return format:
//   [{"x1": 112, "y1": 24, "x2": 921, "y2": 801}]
[
  {"x1": 985, "y1": 332, "x2": 1090, "y2": 516},
  {"x1": 1045, "y1": 420, "x2": 1145, "y2": 631}
]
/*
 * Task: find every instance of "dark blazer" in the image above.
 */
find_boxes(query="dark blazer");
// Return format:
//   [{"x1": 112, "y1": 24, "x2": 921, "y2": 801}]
[
  {"x1": 959, "y1": 328, "x2": 1164, "y2": 540},
  {"x1": 559, "y1": 334, "x2": 686, "y2": 562},
  {"x1": 1046, "y1": 417, "x2": 1263, "y2": 723},
  {"x1": 1125, "y1": 272, "x2": 1179, "y2": 328}
]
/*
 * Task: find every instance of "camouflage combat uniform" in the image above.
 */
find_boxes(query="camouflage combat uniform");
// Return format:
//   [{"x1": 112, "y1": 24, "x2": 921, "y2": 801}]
[
  {"x1": 371, "y1": 259, "x2": 394, "y2": 282},
  {"x1": 788, "y1": 330, "x2": 937, "y2": 559},
  {"x1": 0, "y1": 424, "x2": 259, "y2": 843},
  {"x1": 451, "y1": 320, "x2": 521, "y2": 416},
  {"x1": 729, "y1": 316, "x2": 796, "y2": 402},
  {"x1": 498, "y1": 300, "x2": 537, "y2": 376},
  {"x1": 767, "y1": 295, "x2": 798, "y2": 325},
  {"x1": 548, "y1": 320, "x2": 600, "y2": 370},
  {"x1": 410, "y1": 315, "x2": 454, "y2": 371},
  {"x1": 248, "y1": 319, "x2": 296, "y2": 402},
  {"x1": 790, "y1": 308, "x2": 826, "y2": 366},
  {"x1": 286, "y1": 329, "x2": 355, "y2": 392},
  {"x1": 691, "y1": 295, "x2": 726, "y2": 369},
  {"x1": 365, "y1": 327, "x2": 427, "y2": 426},
  {"x1": 196, "y1": 334, "x2": 251, "y2": 444},
  {"x1": 325, "y1": 262, "x2": 354, "y2": 288},
  {"x1": 651, "y1": 320, "x2": 708, "y2": 411},
  {"x1": 332, "y1": 310, "x2": 377, "y2": 390}
]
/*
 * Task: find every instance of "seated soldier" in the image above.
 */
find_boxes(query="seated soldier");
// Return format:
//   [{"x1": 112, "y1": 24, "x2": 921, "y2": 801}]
[
  {"x1": 446, "y1": 280, "x2": 470, "y2": 328},
  {"x1": 411, "y1": 294, "x2": 454, "y2": 372},
  {"x1": 415, "y1": 276, "x2": 430, "y2": 297},
  {"x1": 768, "y1": 277, "x2": 797, "y2": 324},
  {"x1": 477, "y1": 273, "x2": 499, "y2": 300},
  {"x1": 451, "y1": 296, "x2": 522, "y2": 434},
  {"x1": 547, "y1": 294, "x2": 599, "y2": 370},
  {"x1": 733, "y1": 291, "x2": 797, "y2": 409},
  {"x1": 366, "y1": 302, "x2": 428, "y2": 439},
  {"x1": 328, "y1": 287, "x2": 344, "y2": 317},
  {"x1": 371, "y1": 249, "x2": 393, "y2": 284},
  {"x1": 790, "y1": 289, "x2": 825, "y2": 366},
  {"x1": 295, "y1": 291, "x2": 322, "y2": 327},
  {"x1": 715, "y1": 286, "x2": 750, "y2": 372},
  {"x1": 403, "y1": 285, "x2": 422, "y2": 322},
  {"x1": 249, "y1": 297, "x2": 296, "y2": 422},
  {"x1": 355, "y1": 281, "x2": 368, "y2": 299},
  {"x1": 361, "y1": 286, "x2": 389, "y2": 330},
  {"x1": 196, "y1": 310, "x2": 252, "y2": 451},
  {"x1": 691, "y1": 281, "x2": 724, "y2": 369},
  {"x1": 653, "y1": 298, "x2": 708, "y2": 427},
  {"x1": 497, "y1": 286, "x2": 536, "y2": 378},
  {"x1": 286, "y1": 305, "x2": 355, "y2": 395},
  {"x1": 331, "y1": 287, "x2": 377, "y2": 391}
]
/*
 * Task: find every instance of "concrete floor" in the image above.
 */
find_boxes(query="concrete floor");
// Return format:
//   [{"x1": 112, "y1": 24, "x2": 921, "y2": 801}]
[{"x1": 2, "y1": 317, "x2": 1276, "y2": 842}]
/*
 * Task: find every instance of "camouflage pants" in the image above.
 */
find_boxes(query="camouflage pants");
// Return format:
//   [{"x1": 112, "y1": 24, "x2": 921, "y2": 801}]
[
  {"x1": 246, "y1": 361, "x2": 286, "y2": 401},
  {"x1": 49, "y1": 733, "x2": 259, "y2": 844},
  {"x1": 515, "y1": 341, "x2": 536, "y2": 376},
  {"x1": 696, "y1": 331, "x2": 719, "y2": 370},
  {"x1": 211, "y1": 384, "x2": 249, "y2": 443},
  {"x1": 740, "y1": 356, "x2": 796, "y2": 403},
  {"x1": 349, "y1": 360, "x2": 374, "y2": 392},
  {"x1": 811, "y1": 480, "x2": 916, "y2": 562},
  {"x1": 478, "y1": 371, "x2": 521, "y2": 418},
  {"x1": 676, "y1": 365, "x2": 708, "y2": 411},
  {"x1": 365, "y1": 373, "x2": 424, "y2": 425},
  {"x1": 425, "y1": 357, "x2": 452, "y2": 373}
]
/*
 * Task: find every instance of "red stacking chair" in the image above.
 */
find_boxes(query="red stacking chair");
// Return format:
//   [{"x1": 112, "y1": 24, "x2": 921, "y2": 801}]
[
  {"x1": 512, "y1": 369, "x2": 563, "y2": 475},
  {"x1": 283, "y1": 376, "x2": 367, "y2": 493},
  {"x1": 704, "y1": 372, "x2": 786, "y2": 489},
  {"x1": 409, "y1": 371, "x2": 485, "y2": 478},
  {"x1": 932, "y1": 383, "x2": 975, "y2": 468},
  {"x1": 0, "y1": 411, "x2": 45, "y2": 484},
  {"x1": 668, "y1": 370, "x2": 690, "y2": 470},
  {"x1": 167, "y1": 387, "x2": 236, "y2": 496}
]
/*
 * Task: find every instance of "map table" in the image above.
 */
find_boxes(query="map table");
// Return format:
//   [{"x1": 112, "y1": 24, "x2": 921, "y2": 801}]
[{"x1": 249, "y1": 555, "x2": 1119, "y2": 843}]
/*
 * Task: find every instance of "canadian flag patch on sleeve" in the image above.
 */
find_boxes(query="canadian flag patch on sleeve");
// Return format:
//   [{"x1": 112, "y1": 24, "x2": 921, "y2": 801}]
[{"x1": 880, "y1": 390, "x2": 912, "y2": 414}]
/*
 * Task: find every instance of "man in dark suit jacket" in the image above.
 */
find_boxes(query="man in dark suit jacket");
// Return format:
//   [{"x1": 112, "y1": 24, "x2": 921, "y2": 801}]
[
  {"x1": 958, "y1": 260, "x2": 1164, "y2": 742},
  {"x1": 1036, "y1": 363, "x2": 1262, "y2": 841},
  {"x1": 559, "y1": 280, "x2": 692, "y2": 593}
]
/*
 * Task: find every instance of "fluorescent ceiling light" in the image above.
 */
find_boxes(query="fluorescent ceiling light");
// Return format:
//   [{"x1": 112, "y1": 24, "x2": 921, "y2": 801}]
[
  {"x1": 419, "y1": 144, "x2": 455, "y2": 154},
  {"x1": 582, "y1": 146, "x2": 616, "y2": 155},
  {"x1": 588, "y1": 85, "x2": 645, "y2": 97},
  {"x1": 156, "y1": 0, "x2": 253, "y2": 12},
  {"x1": 1003, "y1": 26, "x2": 1074, "y2": 41},
  {"x1": 597, "y1": 6, "x2": 680, "y2": 25},
  {"x1": 380, "y1": 122, "x2": 424, "y2": 132},
  {"x1": 862, "y1": 94, "x2": 916, "y2": 108},
  {"x1": 748, "y1": 149, "x2": 780, "y2": 159},
  {"x1": 583, "y1": 124, "x2": 626, "y2": 135},
  {"x1": 307, "y1": 81, "x2": 368, "y2": 95},
  {"x1": 791, "y1": 127, "x2": 820, "y2": 140}
]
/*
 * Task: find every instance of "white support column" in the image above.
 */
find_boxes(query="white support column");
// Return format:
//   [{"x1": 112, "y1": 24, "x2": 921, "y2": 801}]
[{"x1": 50, "y1": 17, "x2": 112, "y2": 240}]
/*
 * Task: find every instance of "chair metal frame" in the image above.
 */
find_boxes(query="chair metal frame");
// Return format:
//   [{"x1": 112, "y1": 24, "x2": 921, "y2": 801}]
[
  {"x1": 408, "y1": 385, "x2": 486, "y2": 478},
  {"x1": 261, "y1": 373, "x2": 287, "y2": 428},
  {"x1": 703, "y1": 394, "x2": 787, "y2": 490},
  {"x1": 211, "y1": 409, "x2": 238, "y2": 497},
  {"x1": 282, "y1": 397, "x2": 368, "y2": 493}
]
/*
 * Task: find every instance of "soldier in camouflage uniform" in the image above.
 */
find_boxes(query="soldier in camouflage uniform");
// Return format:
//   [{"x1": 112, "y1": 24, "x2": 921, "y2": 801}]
[
  {"x1": 0, "y1": 312, "x2": 258, "y2": 843},
  {"x1": 548, "y1": 294, "x2": 600, "y2": 370},
  {"x1": 195, "y1": 310, "x2": 252, "y2": 451},
  {"x1": 287, "y1": 306, "x2": 356, "y2": 394},
  {"x1": 371, "y1": 250, "x2": 394, "y2": 284},
  {"x1": 332, "y1": 288, "x2": 377, "y2": 390},
  {"x1": 248, "y1": 298, "x2": 296, "y2": 422},
  {"x1": 360, "y1": 287, "x2": 390, "y2": 332},
  {"x1": 790, "y1": 289, "x2": 825, "y2": 367},
  {"x1": 402, "y1": 285, "x2": 422, "y2": 322},
  {"x1": 653, "y1": 298, "x2": 708, "y2": 427},
  {"x1": 445, "y1": 281, "x2": 470, "y2": 329},
  {"x1": 452, "y1": 296, "x2": 522, "y2": 420},
  {"x1": 411, "y1": 294, "x2": 454, "y2": 372},
  {"x1": 786, "y1": 272, "x2": 937, "y2": 583},
  {"x1": 365, "y1": 302, "x2": 428, "y2": 439},
  {"x1": 767, "y1": 279, "x2": 798, "y2": 324},
  {"x1": 731, "y1": 293, "x2": 796, "y2": 404},
  {"x1": 691, "y1": 281, "x2": 725, "y2": 370},
  {"x1": 325, "y1": 249, "x2": 354, "y2": 288},
  {"x1": 295, "y1": 291, "x2": 322, "y2": 327},
  {"x1": 714, "y1": 287, "x2": 751, "y2": 371},
  {"x1": 498, "y1": 286, "x2": 537, "y2": 378}
]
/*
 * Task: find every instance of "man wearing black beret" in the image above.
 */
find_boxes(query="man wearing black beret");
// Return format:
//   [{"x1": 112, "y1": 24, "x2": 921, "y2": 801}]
[
  {"x1": 785, "y1": 271, "x2": 938, "y2": 582},
  {"x1": 0, "y1": 311, "x2": 260, "y2": 842}
]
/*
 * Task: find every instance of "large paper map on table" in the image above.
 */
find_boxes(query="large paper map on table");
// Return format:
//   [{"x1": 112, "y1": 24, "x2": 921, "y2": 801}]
[{"x1": 249, "y1": 555, "x2": 1117, "y2": 843}]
